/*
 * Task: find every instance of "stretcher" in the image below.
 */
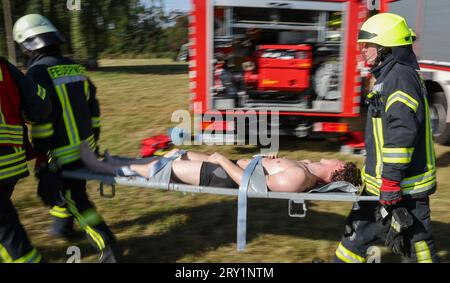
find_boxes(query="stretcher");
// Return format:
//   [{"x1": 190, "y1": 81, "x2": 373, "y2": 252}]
[{"x1": 62, "y1": 154, "x2": 379, "y2": 251}]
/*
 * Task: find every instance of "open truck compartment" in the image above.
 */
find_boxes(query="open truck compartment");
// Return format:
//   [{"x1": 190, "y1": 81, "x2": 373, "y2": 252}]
[{"x1": 211, "y1": 2, "x2": 346, "y2": 113}]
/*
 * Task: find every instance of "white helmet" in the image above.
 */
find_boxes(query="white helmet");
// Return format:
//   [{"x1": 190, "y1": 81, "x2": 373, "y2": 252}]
[{"x1": 13, "y1": 14, "x2": 66, "y2": 51}]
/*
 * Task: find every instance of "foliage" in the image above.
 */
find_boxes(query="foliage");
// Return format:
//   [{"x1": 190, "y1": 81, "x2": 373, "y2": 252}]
[{"x1": 0, "y1": 0, "x2": 188, "y2": 65}]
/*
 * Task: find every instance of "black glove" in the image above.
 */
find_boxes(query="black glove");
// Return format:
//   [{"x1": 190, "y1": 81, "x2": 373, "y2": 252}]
[
  {"x1": 36, "y1": 158, "x2": 66, "y2": 207},
  {"x1": 384, "y1": 207, "x2": 414, "y2": 256}
]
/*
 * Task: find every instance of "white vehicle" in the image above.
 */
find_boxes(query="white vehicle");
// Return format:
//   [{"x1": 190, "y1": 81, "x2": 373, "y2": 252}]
[{"x1": 391, "y1": 0, "x2": 450, "y2": 144}]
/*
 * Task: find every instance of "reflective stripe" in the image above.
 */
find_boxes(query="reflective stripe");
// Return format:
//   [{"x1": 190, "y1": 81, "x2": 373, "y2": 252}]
[
  {"x1": 386, "y1": 90, "x2": 419, "y2": 113},
  {"x1": 14, "y1": 248, "x2": 41, "y2": 263},
  {"x1": 84, "y1": 80, "x2": 90, "y2": 100},
  {"x1": 0, "y1": 243, "x2": 13, "y2": 262},
  {"x1": 31, "y1": 123, "x2": 54, "y2": 139},
  {"x1": 415, "y1": 241, "x2": 432, "y2": 263},
  {"x1": 65, "y1": 191, "x2": 106, "y2": 250},
  {"x1": 53, "y1": 75, "x2": 86, "y2": 86},
  {"x1": 52, "y1": 135, "x2": 96, "y2": 165},
  {"x1": 423, "y1": 98, "x2": 436, "y2": 171},
  {"x1": 372, "y1": 118, "x2": 384, "y2": 178},
  {"x1": 0, "y1": 162, "x2": 28, "y2": 180},
  {"x1": 0, "y1": 135, "x2": 23, "y2": 145},
  {"x1": 382, "y1": 147, "x2": 414, "y2": 164},
  {"x1": 363, "y1": 169, "x2": 436, "y2": 196},
  {"x1": 92, "y1": 117, "x2": 100, "y2": 128},
  {"x1": 36, "y1": 85, "x2": 47, "y2": 100},
  {"x1": 0, "y1": 150, "x2": 26, "y2": 167},
  {"x1": 0, "y1": 68, "x2": 3, "y2": 81},
  {"x1": 49, "y1": 206, "x2": 72, "y2": 219},
  {"x1": 55, "y1": 84, "x2": 80, "y2": 145},
  {"x1": 0, "y1": 125, "x2": 23, "y2": 133},
  {"x1": 335, "y1": 243, "x2": 366, "y2": 263},
  {"x1": 47, "y1": 64, "x2": 86, "y2": 80},
  {"x1": 0, "y1": 245, "x2": 40, "y2": 263}
]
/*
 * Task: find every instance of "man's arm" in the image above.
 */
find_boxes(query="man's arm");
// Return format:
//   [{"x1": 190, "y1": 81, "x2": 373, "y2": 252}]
[
  {"x1": 266, "y1": 167, "x2": 309, "y2": 192},
  {"x1": 210, "y1": 153, "x2": 245, "y2": 185}
]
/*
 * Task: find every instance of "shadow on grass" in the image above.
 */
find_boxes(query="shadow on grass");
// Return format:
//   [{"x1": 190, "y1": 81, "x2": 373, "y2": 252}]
[
  {"x1": 95, "y1": 64, "x2": 188, "y2": 75},
  {"x1": 106, "y1": 197, "x2": 450, "y2": 263}
]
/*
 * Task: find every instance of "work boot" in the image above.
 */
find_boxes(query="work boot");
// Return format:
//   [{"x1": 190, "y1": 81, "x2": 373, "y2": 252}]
[{"x1": 49, "y1": 216, "x2": 76, "y2": 239}]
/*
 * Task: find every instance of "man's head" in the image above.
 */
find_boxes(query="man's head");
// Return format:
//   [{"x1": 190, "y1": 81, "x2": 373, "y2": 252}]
[
  {"x1": 358, "y1": 13, "x2": 414, "y2": 66},
  {"x1": 308, "y1": 159, "x2": 361, "y2": 186},
  {"x1": 13, "y1": 14, "x2": 65, "y2": 55},
  {"x1": 330, "y1": 162, "x2": 362, "y2": 187}
]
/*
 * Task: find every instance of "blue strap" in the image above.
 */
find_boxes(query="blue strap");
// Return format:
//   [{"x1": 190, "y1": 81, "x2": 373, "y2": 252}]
[{"x1": 237, "y1": 156, "x2": 262, "y2": 251}]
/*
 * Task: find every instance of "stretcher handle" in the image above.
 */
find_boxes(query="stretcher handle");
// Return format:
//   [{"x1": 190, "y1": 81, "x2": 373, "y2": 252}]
[{"x1": 99, "y1": 182, "x2": 116, "y2": 199}]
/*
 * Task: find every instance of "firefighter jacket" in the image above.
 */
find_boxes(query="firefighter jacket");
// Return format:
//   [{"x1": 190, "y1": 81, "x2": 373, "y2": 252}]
[
  {"x1": 26, "y1": 52, "x2": 101, "y2": 166},
  {"x1": 0, "y1": 57, "x2": 52, "y2": 184},
  {"x1": 363, "y1": 48, "x2": 436, "y2": 199}
]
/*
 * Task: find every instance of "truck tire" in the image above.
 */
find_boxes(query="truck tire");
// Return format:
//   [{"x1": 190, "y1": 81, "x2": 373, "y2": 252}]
[{"x1": 429, "y1": 91, "x2": 450, "y2": 145}]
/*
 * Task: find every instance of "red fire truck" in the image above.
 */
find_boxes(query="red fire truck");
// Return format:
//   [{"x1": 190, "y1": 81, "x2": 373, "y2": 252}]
[{"x1": 188, "y1": 0, "x2": 450, "y2": 145}]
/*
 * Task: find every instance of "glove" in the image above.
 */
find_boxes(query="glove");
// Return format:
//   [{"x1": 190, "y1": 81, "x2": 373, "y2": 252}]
[
  {"x1": 385, "y1": 207, "x2": 414, "y2": 256},
  {"x1": 36, "y1": 157, "x2": 66, "y2": 207},
  {"x1": 380, "y1": 178, "x2": 402, "y2": 206}
]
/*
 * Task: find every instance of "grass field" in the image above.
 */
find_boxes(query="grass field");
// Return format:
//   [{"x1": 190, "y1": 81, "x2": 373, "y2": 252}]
[{"x1": 12, "y1": 59, "x2": 450, "y2": 263}]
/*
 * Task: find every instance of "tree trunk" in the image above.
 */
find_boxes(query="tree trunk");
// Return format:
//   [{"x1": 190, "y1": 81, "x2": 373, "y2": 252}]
[{"x1": 2, "y1": 0, "x2": 16, "y2": 64}]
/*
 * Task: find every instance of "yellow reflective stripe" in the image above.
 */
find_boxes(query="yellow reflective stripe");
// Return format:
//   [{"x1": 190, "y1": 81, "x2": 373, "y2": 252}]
[
  {"x1": 31, "y1": 123, "x2": 54, "y2": 139},
  {"x1": 14, "y1": 248, "x2": 41, "y2": 263},
  {"x1": 49, "y1": 206, "x2": 72, "y2": 219},
  {"x1": 65, "y1": 191, "x2": 106, "y2": 250},
  {"x1": 0, "y1": 162, "x2": 28, "y2": 180},
  {"x1": 382, "y1": 146, "x2": 414, "y2": 162},
  {"x1": 84, "y1": 80, "x2": 90, "y2": 100},
  {"x1": 55, "y1": 84, "x2": 80, "y2": 145},
  {"x1": 52, "y1": 135, "x2": 96, "y2": 165},
  {"x1": 0, "y1": 150, "x2": 26, "y2": 167},
  {"x1": 0, "y1": 124, "x2": 23, "y2": 133},
  {"x1": 386, "y1": 90, "x2": 419, "y2": 112},
  {"x1": 336, "y1": 243, "x2": 366, "y2": 263},
  {"x1": 383, "y1": 157, "x2": 411, "y2": 164},
  {"x1": 36, "y1": 85, "x2": 47, "y2": 100},
  {"x1": 402, "y1": 169, "x2": 436, "y2": 186},
  {"x1": 47, "y1": 64, "x2": 86, "y2": 79},
  {"x1": 0, "y1": 68, "x2": 3, "y2": 81},
  {"x1": 372, "y1": 118, "x2": 384, "y2": 178},
  {"x1": 91, "y1": 117, "x2": 100, "y2": 128},
  {"x1": 423, "y1": 98, "x2": 435, "y2": 171},
  {"x1": 0, "y1": 243, "x2": 14, "y2": 263},
  {"x1": 415, "y1": 241, "x2": 432, "y2": 263}
]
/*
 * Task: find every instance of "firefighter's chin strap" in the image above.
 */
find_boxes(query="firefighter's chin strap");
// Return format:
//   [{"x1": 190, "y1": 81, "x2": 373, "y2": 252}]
[{"x1": 373, "y1": 46, "x2": 392, "y2": 67}]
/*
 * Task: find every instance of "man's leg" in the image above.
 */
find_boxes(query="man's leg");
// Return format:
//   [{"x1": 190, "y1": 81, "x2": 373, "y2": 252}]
[
  {"x1": 401, "y1": 197, "x2": 439, "y2": 263},
  {"x1": 0, "y1": 181, "x2": 42, "y2": 263},
  {"x1": 63, "y1": 178, "x2": 122, "y2": 263},
  {"x1": 334, "y1": 200, "x2": 381, "y2": 263}
]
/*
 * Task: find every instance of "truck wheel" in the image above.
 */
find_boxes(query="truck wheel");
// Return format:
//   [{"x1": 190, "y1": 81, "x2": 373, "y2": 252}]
[{"x1": 430, "y1": 91, "x2": 450, "y2": 145}]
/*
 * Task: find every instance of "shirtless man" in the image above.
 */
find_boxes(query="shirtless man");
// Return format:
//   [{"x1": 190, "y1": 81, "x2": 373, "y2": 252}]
[{"x1": 82, "y1": 146, "x2": 361, "y2": 193}]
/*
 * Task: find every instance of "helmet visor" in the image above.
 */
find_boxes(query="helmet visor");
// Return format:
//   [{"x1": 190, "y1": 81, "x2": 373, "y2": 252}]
[
  {"x1": 358, "y1": 30, "x2": 378, "y2": 41},
  {"x1": 21, "y1": 31, "x2": 66, "y2": 51}
]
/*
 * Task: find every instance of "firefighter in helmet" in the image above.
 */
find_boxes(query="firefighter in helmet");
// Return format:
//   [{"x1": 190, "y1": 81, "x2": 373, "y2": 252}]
[
  {"x1": 0, "y1": 53, "x2": 52, "y2": 262},
  {"x1": 13, "y1": 14, "x2": 121, "y2": 262},
  {"x1": 334, "y1": 13, "x2": 439, "y2": 263}
]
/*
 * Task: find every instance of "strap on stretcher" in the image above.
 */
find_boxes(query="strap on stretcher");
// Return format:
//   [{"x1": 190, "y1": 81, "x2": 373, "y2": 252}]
[{"x1": 62, "y1": 155, "x2": 379, "y2": 251}]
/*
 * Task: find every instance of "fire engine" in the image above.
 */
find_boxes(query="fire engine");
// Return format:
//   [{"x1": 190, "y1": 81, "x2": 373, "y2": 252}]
[{"x1": 188, "y1": 0, "x2": 450, "y2": 146}]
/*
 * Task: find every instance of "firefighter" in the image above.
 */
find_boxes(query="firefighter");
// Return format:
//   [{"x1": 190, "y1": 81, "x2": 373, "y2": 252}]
[
  {"x1": 0, "y1": 55, "x2": 52, "y2": 263},
  {"x1": 13, "y1": 14, "x2": 121, "y2": 263},
  {"x1": 334, "y1": 13, "x2": 439, "y2": 263}
]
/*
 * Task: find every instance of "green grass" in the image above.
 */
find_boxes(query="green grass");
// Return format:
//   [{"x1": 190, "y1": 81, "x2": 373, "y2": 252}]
[{"x1": 12, "y1": 59, "x2": 450, "y2": 263}]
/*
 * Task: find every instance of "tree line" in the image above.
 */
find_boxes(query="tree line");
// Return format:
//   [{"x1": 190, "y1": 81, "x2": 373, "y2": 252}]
[{"x1": 0, "y1": 0, "x2": 188, "y2": 66}]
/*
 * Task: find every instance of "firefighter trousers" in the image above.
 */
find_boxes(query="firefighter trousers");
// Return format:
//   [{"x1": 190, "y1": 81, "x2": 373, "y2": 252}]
[
  {"x1": 48, "y1": 176, "x2": 121, "y2": 261},
  {"x1": 334, "y1": 197, "x2": 439, "y2": 263},
  {"x1": 0, "y1": 181, "x2": 42, "y2": 263}
]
